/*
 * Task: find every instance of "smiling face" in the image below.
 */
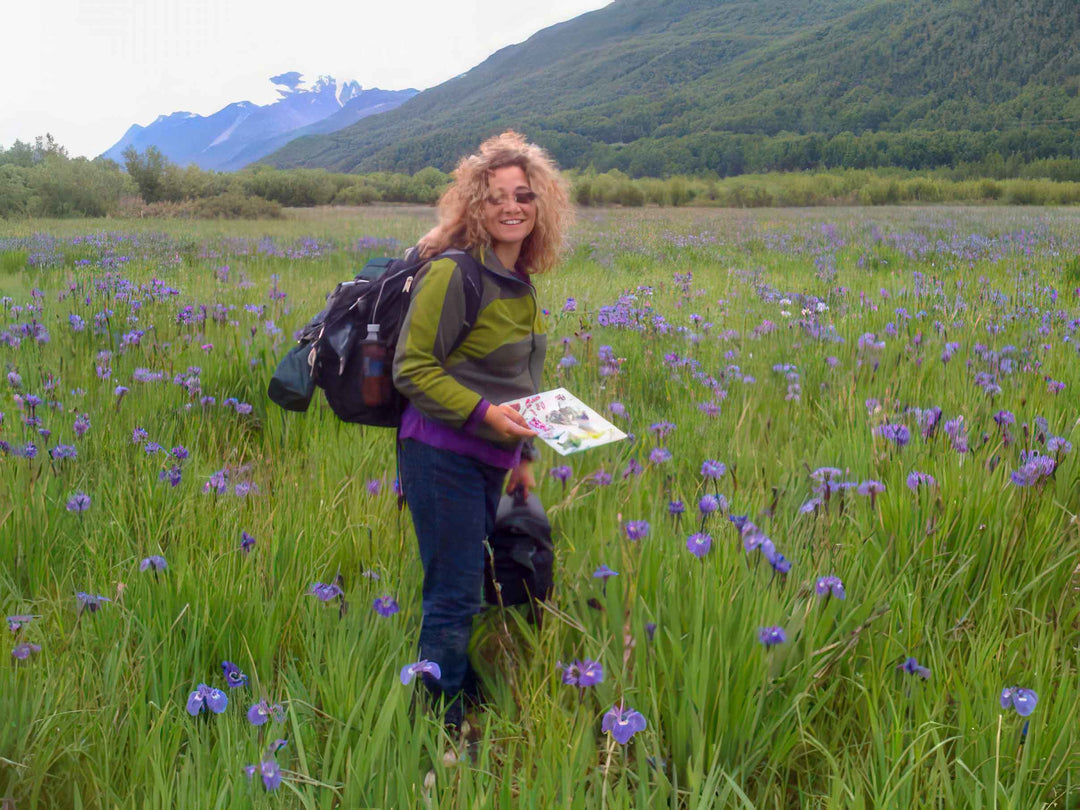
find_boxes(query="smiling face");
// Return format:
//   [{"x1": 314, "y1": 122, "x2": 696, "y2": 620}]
[{"x1": 482, "y1": 165, "x2": 537, "y2": 267}]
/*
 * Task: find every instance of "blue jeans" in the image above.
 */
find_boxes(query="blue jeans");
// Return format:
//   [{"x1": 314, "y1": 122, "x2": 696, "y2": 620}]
[{"x1": 397, "y1": 438, "x2": 506, "y2": 725}]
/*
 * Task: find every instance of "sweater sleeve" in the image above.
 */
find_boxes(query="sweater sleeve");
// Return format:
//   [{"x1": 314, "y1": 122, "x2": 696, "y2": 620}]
[{"x1": 392, "y1": 257, "x2": 481, "y2": 428}]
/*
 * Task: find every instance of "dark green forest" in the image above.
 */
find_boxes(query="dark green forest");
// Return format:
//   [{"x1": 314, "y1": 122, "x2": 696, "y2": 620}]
[{"x1": 261, "y1": 0, "x2": 1080, "y2": 177}]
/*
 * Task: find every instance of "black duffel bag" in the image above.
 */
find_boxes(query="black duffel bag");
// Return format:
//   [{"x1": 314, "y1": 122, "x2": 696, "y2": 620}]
[
  {"x1": 267, "y1": 341, "x2": 317, "y2": 412},
  {"x1": 484, "y1": 489, "x2": 554, "y2": 626}
]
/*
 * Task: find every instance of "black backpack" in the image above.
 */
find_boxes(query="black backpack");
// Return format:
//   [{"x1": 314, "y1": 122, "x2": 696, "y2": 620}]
[
  {"x1": 484, "y1": 489, "x2": 555, "y2": 627},
  {"x1": 268, "y1": 248, "x2": 483, "y2": 426}
]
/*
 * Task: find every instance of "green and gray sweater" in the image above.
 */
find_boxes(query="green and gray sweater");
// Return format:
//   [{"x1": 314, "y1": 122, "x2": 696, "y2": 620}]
[{"x1": 393, "y1": 246, "x2": 547, "y2": 454}]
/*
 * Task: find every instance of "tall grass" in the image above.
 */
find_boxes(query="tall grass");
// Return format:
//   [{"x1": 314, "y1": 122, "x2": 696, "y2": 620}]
[{"x1": 1, "y1": 206, "x2": 1078, "y2": 807}]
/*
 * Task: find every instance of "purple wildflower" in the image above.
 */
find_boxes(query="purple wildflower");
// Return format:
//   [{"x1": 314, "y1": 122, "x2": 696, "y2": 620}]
[
  {"x1": 240, "y1": 532, "x2": 256, "y2": 553},
  {"x1": 1000, "y1": 687, "x2": 1038, "y2": 716},
  {"x1": 159, "y1": 466, "x2": 182, "y2": 487},
  {"x1": 139, "y1": 555, "x2": 167, "y2": 572},
  {"x1": 699, "y1": 494, "x2": 723, "y2": 514},
  {"x1": 592, "y1": 565, "x2": 618, "y2": 580},
  {"x1": 309, "y1": 582, "x2": 343, "y2": 601},
  {"x1": 758, "y1": 626, "x2": 786, "y2": 647},
  {"x1": 222, "y1": 661, "x2": 249, "y2": 688},
  {"x1": 76, "y1": 592, "x2": 110, "y2": 614},
  {"x1": 668, "y1": 499, "x2": 685, "y2": 516},
  {"x1": 366, "y1": 478, "x2": 382, "y2": 495},
  {"x1": 701, "y1": 459, "x2": 726, "y2": 479},
  {"x1": 7, "y1": 615, "x2": 39, "y2": 633},
  {"x1": 12, "y1": 643, "x2": 41, "y2": 661},
  {"x1": 131, "y1": 427, "x2": 148, "y2": 444},
  {"x1": 624, "y1": 520, "x2": 650, "y2": 541},
  {"x1": 815, "y1": 576, "x2": 846, "y2": 600},
  {"x1": 372, "y1": 596, "x2": 399, "y2": 617},
  {"x1": 549, "y1": 465, "x2": 572, "y2": 484},
  {"x1": 899, "y1": 657, "x2": 931, "y2": 679},
  {"x1": 590, "y1": 469, "x2": 613, "y2": 486},
  {"x1": 602, "y1": 704, "x2": 647, "y2": 744},
  {"x1": 400, "y1": 659, "x2": 441, "y2": 685},
  {"x1": 186, "y1": 684, "x2": 228, "y2": 715},
  {"x1": 687, "y1": 532, "x2": 712, "y2": 558},
  {"x1": 608, "y1": 402, "x2": 626, "y2": 418},
  {"x1": 764, "y1": 548, "x2": 792, "y2": 574},
  {"x1": 906, "y1": 471, "x2": 936, "y2": 491},
  {"x1": 560, "y1": 658, "x2": 603, "y2": 687},
  {"x1": 649, "y1": 447, "x2": 672, "y2": 464},
  {"x1": 66, "y1": 491, "x2": 91, "y2": 512},
  {"x1": 247, "y1": 700, "x2": 286, "y2": 726}
]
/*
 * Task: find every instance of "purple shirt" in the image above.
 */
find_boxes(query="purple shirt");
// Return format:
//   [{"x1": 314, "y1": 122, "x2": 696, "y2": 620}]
[{"x1": 399, "y1": 399, "x2": 523, "y2": 470}]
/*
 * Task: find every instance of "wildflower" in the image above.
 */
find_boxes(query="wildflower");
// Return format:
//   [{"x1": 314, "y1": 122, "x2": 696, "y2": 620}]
[
  {"x1": 649, "y1": 421, "x2": 676, "y2": 439},
  {"x1": 906, "y1": 471, "x2": 936, "y2": 491},
  {"x1": 645, "y1": 622, "x2": 657, "y2": 642},
  {"x1": 255, "y1": 759, "x2": 282, "y2": 791},
  {"x1": 560, "y1": 658, "x2": 603, "y2": 687},
  {"x1": 593, "y1": 565, "x2": 618, "y2": 580},
  {"x1": 608, "y1": 402, "x2": 626, "y2": 418},
  {"x1": 365, "y1": 478, "x2": 382, "y2": 496},
  {"x1": 50, "y1": 444, "x2": 77, "y2": 461},
  {"x1": 309, "y1": 582, "x2": 343, "y2": 601},
  {"x1": 875, "y1": 424, "x2": 911, "y2": 447},
  {"x1": 687, "y1": 532, "x2": 712, "y2": 558},
  {"x1": 602, "y1": 704, "x2": 647, "y2": 744},
  {"x1": 649, "y1": 447, "x2": 672, "y2": 464},
  {"x1": 758, "y1": 626, "x2": 786, "y2": 647},
  {"x1": 222, "y1": 661, "x2": 249, "y2": 688},
  {"x1": 622, "y1": 459, "x2": 643, "y2": 478},
  {"x1": 373, "y1": 596, "x2": 399, "y2": 617},
  {"x1": 590, "y1": 469, "x2": 612, "y2": 486},
  {"x1": 139, "y1": 555, "x2": 167, "y2": 572},
  {"x1": 557, "y1": 355, "x2": 578, "y2": 369},
  {"x1": 144, "y1": 442, "x2": 163, "y2": 455},
  {"x1": 12, "y1": 643, "x2": 41, "y2": 661},
  {"x1": 186, "y1": 684, "x2": 228, "y2": 715},
  {"x1": 765, "y1": 548, "x2": 792, "y2": 574},
  {"x1": 76, "y1": 592, "x2": 109, "y2": 614},
  {"x1": 159, "y1": 466, "x2": 182, "y2": 487},
  {"x1": 170, "y1": 446, "x2": 189, "y2": 461},
  {"x1": 899, "y1": 657, "x2": 931, "y2": 679},
  {"x1": 247, "y1": 700, "x2": 286, "y2": 726},
  {"x1": 668, "y1": 499, "x2": 685, "y2": 517},
  {"x1": 701, "y1": 459, "x2": 726, "y2": 479},
  {"x1": 698, "y1": 494, "x2": 722, "y2": 514},
  {"x1": 563, "y1": 297, "x2": 577, "y2": 312},
  {"x1": 400, "y1": 659, "x2": 441, "y2": 685},
  {"x1": 999, "y1": 687, "x2": 1038, "y2": 716},
  {"x1": 7, "y1": 614, "x2": 39, "y2": 633},
  {"x1": 549, "y1": 465, "x2": 572, "y2": 485},
  {"x1": 132, "y1": 427, "x2": 148, "y2": 444},
  {"x1": 815, "y1": 576, "x2": 846, "y2": 600},
  {"x1": 204, "y1": 468, "x2": 229, "y2": 494},
  {"x1": 799, "y1": 497, "x2": 823, "y2": 514},
  {"x1": 73, "y1": 413, "x2": 90, "y2": 438},
  {"x1": 66, "y1": 491, "x2": 91, "y2": 512},
  {"x1": 624, "y1": 520, "x2": 650, "y2": 541}
]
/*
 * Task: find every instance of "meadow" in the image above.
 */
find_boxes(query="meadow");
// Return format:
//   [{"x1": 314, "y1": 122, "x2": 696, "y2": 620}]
[{"x1": 1, "y1": 204, "x2": 1079, "y2": 808}]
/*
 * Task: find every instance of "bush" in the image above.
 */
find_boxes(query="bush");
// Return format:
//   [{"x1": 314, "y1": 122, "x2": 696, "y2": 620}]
[
  {"x1": 332, "y1": 183, "x2": 381, "y2": 205},
  {"x1": 192, "y1": 192, "x2": 282, "y2": 219}
]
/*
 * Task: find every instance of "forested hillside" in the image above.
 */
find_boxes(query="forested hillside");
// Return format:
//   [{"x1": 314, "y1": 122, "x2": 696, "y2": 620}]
[{"x1": 261, "y1": 0, "x2": 1080, "y2": 176}]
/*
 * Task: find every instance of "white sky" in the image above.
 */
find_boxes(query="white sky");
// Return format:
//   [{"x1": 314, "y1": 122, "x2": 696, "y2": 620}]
[{"x1": 0, "y1": 0, "x2": 611, "y2": 159}]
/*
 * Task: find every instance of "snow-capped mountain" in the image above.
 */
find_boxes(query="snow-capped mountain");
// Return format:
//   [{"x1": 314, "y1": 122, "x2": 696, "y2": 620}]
[{"x1": 101, "y1": 74, "x2": 417, "y2": 171}]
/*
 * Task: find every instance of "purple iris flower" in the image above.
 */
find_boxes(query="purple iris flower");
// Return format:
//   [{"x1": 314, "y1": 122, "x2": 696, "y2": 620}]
[
  {"x1": 550, "y1": 465, "x2": 572, "y2": 484},
  {"x1": 159, "y1": 466, "x2": 182, "y2": 487},
  {"x1": 815, "y1": 576, "x2": 846, "y2": 600},
  {"x1": 170, "y1": 446, "x2": 189, "y2": 460},
  {"x1": 400, "y1": 659, "x2": 441, "y2": 685},
  {"x1": 366, "y1": 478, "x2": 382, "y2": 495},
  {"x1": 309, "y1": 582, "x2": 343, "y2": 601},
  {"x1": 624, "y1": 520, "x2": 650, "y2": 541},
  {"x1": 373, "y1": 596, "x2": 399, "y2": 617},
  {"x1": 76, "y1": 592, "x2": 110, "y2": 614},
  {"x1": 592, "y1": 565, "x2": 618, "y2": 579},
  {"x1": 999, "y1": 687, "x2": 1038, "y2": 716},
  {"x1": 701, "y1": 459, "x2": 727, "y2": 479},
  {"x1": 758, "y1": 626, "x2": 786, "y2": 647},
  {"x1": 560, "y1": 658, "x2": 603, "y2": 687},
  {"x1": 602, "y1": 703, "x2": 647, "y2": 744},
  {"x1": 649, "y1": 447, "x2": 672, "y2": 464},
  {"x1": 12, "y1": 643, "x2": 42, "y2": 661},
  {"x1": 875, "y1": 423, "x2": 911, "y2": 447},
  {"x1": 222, "y1": 661, "x2": 249, "y2": 688},
  {"x1": 608, "y1": 402, "x2": 626, "y2": 418},
  {"x1": 622, "y1": 459, "x2": 643, "y2": 478},
  {"x1": 244, "y1": 758, "x2": 282, "y2": 791},
  {"x1": 699, "y1": 494, "x2": 723, "y2": 515},
  {"x1": 687, "y1": 532, "x2": 712, "y2": 558},
  {"x1": 247, "y1": 700, "x2": 286, "y2": 726},
  {"x1": 765, "y1": 548, "x2": 792, "y2": 574},
  {"x1": 240, "y1": 531, "x2": 256, "y2": 553},
  {"x1": 799, "y1": 497, "x2": 823, "y2": 514},
  {"x1": 590, "y1": 469, "x2": 613, "y2": 486},
  {"x1": 7, "y1": 614, "x2": 39, "y2": 633},
  {"x1": 143, "y1": 441, "x2": 162, "y2": 455},
  {"x1": 132, "y1": 427, "x2": 148, "y2": 444},
  {"x1": 66, "y1": 492, "x2": 91, "y2": 513},
  {"x1": 186, "y1": 684, "x2": 228, "y2": 715},
  {"x1": 668, "y1": 499, "x2": 685, "y2": 516},
  {"x1": 899, "y1": 657, "x2": 931, "y2": 679},
  {"x1": 906, "y1": 471, "x2": 936, "y2": 491},
  {"x1": 139, "y1": 555, "x2": 167, "y2": 572}
]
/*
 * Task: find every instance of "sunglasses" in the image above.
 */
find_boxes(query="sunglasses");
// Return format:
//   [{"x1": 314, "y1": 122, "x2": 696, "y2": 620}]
[{"x1": 486, "y1": 189, "x2": 538, "y2": 206}]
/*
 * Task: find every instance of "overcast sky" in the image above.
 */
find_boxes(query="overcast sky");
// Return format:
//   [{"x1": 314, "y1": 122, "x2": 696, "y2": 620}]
[{"x1": 1, "y1": 0, "x2": 611, "y2": 159}]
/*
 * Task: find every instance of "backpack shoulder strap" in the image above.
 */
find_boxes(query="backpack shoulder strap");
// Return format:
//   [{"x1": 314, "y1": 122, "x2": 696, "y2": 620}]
[{"x1": 439, "y1": 250, "x2": 483, "y2": 355}]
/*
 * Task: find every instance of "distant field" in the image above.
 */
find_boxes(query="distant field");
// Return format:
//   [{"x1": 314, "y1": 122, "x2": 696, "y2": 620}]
[{"x1": 1, "y1": 206, "x2": 1078, "y2": 808}]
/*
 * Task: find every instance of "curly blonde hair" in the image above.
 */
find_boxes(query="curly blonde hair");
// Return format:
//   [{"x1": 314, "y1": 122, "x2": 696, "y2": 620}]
[{"x1": 435, "y1": 131, "x2": 573, "y2": 274}]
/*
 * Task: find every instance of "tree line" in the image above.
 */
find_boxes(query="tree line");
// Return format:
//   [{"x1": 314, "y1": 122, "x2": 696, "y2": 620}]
[{"x1": 1, "y1": 136, "x2": 1078, "y2": 219}]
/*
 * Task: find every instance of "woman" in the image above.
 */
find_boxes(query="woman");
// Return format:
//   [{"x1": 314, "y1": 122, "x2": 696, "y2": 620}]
[{"x1": 393, "y1": 131, "x2": 572, "y2": 730}]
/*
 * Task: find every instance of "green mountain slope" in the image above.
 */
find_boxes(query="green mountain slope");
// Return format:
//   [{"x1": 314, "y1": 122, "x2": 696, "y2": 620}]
[{"x1": 262, "y1": 0, "x2": 1080, "y2": 176}]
